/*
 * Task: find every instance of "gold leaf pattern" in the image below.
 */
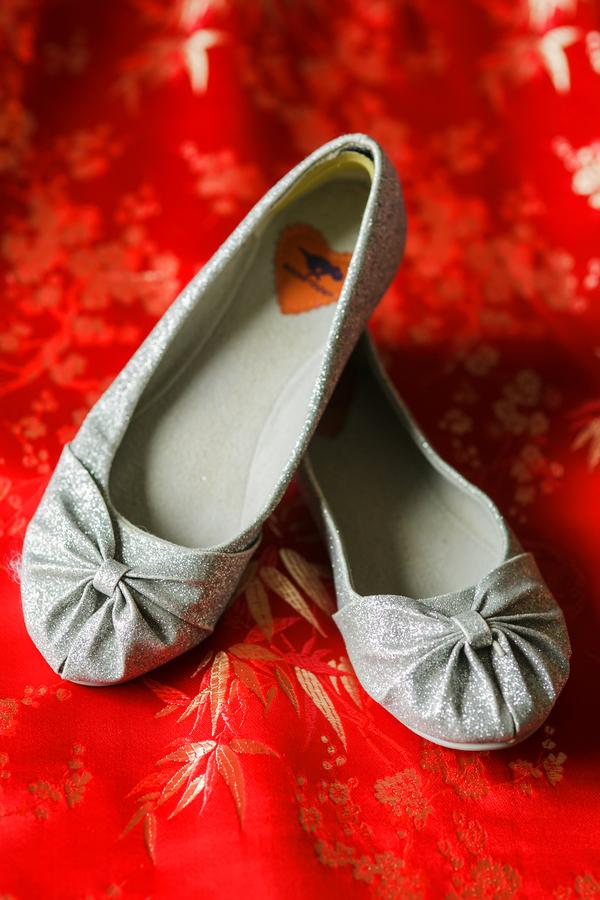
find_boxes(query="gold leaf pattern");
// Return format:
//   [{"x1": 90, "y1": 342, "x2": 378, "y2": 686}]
[
  {"x1": 169, "y1": 775, "x2": 206, "y2": 819},
  {"x1": 127, "y1": 771, "x2": 171, "y2": 798},
  {"x1": 295, "y1": 667, "x2": 346, "y2": 748},
  {"x1": 158, "y1": 741, "x2": 216, "y2": 766},
  {"x1": 260, "y1": 566, "x2": 326, "y2": 636},
  {"x1": 143, "y1": 679, "x2": 190, "y2": 707},
  {"x1": 327, "y1": 660, "x2": 341, "y2": 695},
  {"x1": 340, "y1": 675, "x2": 361, "y2": 709},
  {"x1": 338, "y1": 658, "x2": 362, "y2": 709},
  {"x1": 280, "y1": 548, "x2": 336, "y2": 616},
  {"x1": 210, "y1": 651, "x2": 230, "y2": 734},
  {"x1": 191, "y1": 651, "x2": 214, "y2": 678},
  {"x1": 121, "y1": 801, "x2": 153, "y2": 838},
  {"x1": 156, "y1": 763, "x2": 195, "y2": 807},
  {"x1": 216, "y1": 745, "x2": 245, "y2": 824},
  {"x1": 229, "y1": 739, "x2": 278, "y2": 756},
  {"x1": 275, "y1": 666, "x2": 300, "y2": 716},
  {"x1": 264, "y1": 685, "x2": 277, "y2": 716},
  {"x1": 245, "y1": 578, "x2": 274, "y2": 642},
  {"x1": 143, "y1": 811, "x2": 157, "y2": 862},
  {"x1": 178, "y1": 689, "x2": 209, "y2": 722},
  {"x1": 154, "y1": 704, "x2": 180, "y2": 718},
  {"x1": 229, "y1": 644, "x2": 278, "y2": 661},
  {"x1": 231, "y1": 658, "x2": 265, "y2": 705}
]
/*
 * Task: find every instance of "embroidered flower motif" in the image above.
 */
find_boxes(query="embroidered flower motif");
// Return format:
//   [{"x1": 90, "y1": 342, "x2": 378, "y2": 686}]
[
  {"x1": 0, "y1": 699, "x2": 18, "y2": 737},
  {"x1": 448, "y1": 857, "x2": 522, "y2": 900},
  {"x1": 299, "y1": 806, "x2": 322, "y2": 833},
  {"x1": 375, "y1": 770, "x2": 432, "y2": 830}
]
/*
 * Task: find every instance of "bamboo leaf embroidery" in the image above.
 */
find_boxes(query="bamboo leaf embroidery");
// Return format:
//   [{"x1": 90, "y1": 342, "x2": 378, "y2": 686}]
[
  {"x1": 280, "y1": 548, "x2": 335, "y2": 616},
  {"x1": 156, "y1": 762, "x2": 195, "y2": 808},
  {"x1": 231, "y1": 658, "x2": 265, "y2": 705},
  {"x1": 338, "y1": 658, "x2": 362, "y2": 709},
  {"x1": 191, "y1": 651, "x2": 214, "y2": 678},
  {"x1": 169, "y1": 775, "x2": 206, "y2": 819},
  {"x1": 157, "y1": 741, "x2": 216, "y2": 766},
  {"x1": 230, "y1": 739, "x2": 278, "y2": 756},
  {"x1": 260, "y1": 566, "x2": 326, "y2": 636},
  {"x1": 229, "y1": 643, "x2": 278, "y2": 661},
  {"x1": 143, "y1": 811, "x2": 157, "y2": 862},
  {"x1": 295, "y1": 667, "x2": 347, "y2": 749},
  {"x1": 210, "y1": 651, "x2": 230, "y2": 734},
  {"x1": 245, "y1": 578, "x2": 274, "y2": 643},
  {"x1": 127, "y1": 771, "x2": 171, "y2": 798},
  {"x1": 264, "y1": 685, "x2": 277, "y2": 716},
  {"x1": 275, "y1": 666, "x2": 300, "y2": 716},
  {"x1": 178, "y1": 689, "x2": 209, "y2": 722},
  {"x1": 154, "y1": 704, "x2": 180, "y2": 718},
  {"x1": 121, "y1": 801, "x2": 153, "y2": 838},
  {"x1": 216, "y1": 745, "x2": 245, "y2": 824},
  {"x1": 143, "y1": 679, "x2": 190, "y2": 708}
]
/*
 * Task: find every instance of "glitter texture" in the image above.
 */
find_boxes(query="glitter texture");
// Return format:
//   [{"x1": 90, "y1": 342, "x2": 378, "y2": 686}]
[
  {"x1": 299, "y1": 335, "x2": 571, "y2": 750},
  {"x1": 19, "y1": 134, "x2": 406, "y2": 686}
]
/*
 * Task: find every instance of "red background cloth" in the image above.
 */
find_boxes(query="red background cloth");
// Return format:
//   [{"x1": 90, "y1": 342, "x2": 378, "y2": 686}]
[{"x1": 1, "y1": 1, "x2": 600, "y2": 897}]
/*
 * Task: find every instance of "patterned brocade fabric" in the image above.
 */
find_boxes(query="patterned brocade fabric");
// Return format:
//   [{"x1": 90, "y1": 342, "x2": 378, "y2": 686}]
[{"x1": 1, "y1": 1, "x2": 600, "y2": 898}]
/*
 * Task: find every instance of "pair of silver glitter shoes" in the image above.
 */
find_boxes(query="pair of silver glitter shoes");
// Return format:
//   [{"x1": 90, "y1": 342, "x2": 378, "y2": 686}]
[{"x1": 20, "y1": 134, "x2": 570, "y2": 751}]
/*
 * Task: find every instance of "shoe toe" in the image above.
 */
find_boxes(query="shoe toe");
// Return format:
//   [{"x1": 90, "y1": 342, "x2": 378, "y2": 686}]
[
  {"x1": 20, "y1": 445, "x2": 256, "y2": 685},
  {"x1": 334, "y1": 553, "x2": 571, "y2": 749}
]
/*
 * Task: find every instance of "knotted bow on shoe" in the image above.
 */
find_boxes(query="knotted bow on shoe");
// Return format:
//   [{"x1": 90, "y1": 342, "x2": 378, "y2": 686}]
[
  {"x1": 20, "y1": 445, "x2": 258, "y2": 685},
  {"x1": 333, "y1": 554, "x2": 571, "y2": 746}
]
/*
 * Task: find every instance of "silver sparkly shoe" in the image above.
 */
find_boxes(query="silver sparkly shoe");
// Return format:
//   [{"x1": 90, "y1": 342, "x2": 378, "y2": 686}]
[
  {"x1": 20, "y1": 134, "x2": 406, "y2": 685},
  {"x1": 300, "y1": 334, "x2": 571, "y2": 751}
]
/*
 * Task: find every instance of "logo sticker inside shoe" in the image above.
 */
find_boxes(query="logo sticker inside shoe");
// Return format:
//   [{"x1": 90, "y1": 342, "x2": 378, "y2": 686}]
[{"x1": 275, "y1": 223, "x2": 352, "y2": 314}]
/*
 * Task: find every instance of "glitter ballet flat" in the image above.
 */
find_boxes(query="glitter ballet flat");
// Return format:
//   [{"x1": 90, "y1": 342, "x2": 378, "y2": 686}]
[
  {"x1": 20, "y1": 134, "x2": 406, "y2": 685},
  {"x1": 299, "y1": 333, "x2": 571, "y2": 750}
]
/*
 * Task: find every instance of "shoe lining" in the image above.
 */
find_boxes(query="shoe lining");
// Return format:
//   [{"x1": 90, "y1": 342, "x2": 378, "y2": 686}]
[
  {"x1": 109, "y1": 169, "x2": 371, "y2": 549},
  {"x1": 308, "y1": 358, "x2": 504, "y2": 599}
]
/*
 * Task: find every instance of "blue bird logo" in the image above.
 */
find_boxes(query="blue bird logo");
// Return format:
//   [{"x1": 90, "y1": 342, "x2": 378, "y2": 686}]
[{"x1": 299, "y1": 247, "x2": 344, "y2": 281}]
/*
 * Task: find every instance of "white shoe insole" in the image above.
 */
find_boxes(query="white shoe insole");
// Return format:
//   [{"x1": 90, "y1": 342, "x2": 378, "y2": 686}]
[
  {"x1": 110, "y1": 174, "x2": 370, "y2": 549},
  {"x1": 309, "y1": 361, "x2": 504, "y2": 599}
]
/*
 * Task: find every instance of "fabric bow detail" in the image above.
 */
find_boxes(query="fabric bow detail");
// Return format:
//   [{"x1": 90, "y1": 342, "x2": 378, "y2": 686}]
[
  {"x1": 333, "y1": 554, "x2": 571, "y2": 745},
  {"x1": 20, "y1": 445, "x2": 256, "y2": 685}
]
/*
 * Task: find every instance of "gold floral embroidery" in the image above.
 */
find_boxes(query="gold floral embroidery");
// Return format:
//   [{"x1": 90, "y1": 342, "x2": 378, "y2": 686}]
[
  {"x1": 314, "y1": 841, "x2": 424, "y2": 899},
  {"x1": 0, "y1": 699, "x2": 18, "y2": 737},
  {"x1": 543, "y1": 752, "x2": 567, "y2": 785},
  {"x1": 24, "y1": 743, "x2": 90, "y2": 820},
  {"x1": 28, "y1": 780, "x2": 61, "y2": 819},
  {"x1": 554, "y1": 872, "x2": 600, "y2": 898},
  {"x1": 439, "y1": 814, "x2": 522, "y2": 899},
  {"x1": 77, "y1": 885, "x2": 123, "y2": 900},
  {"x1": 299, "y1": 805, "x2": 322, "y2": 833},
  {"x1": 0, "y1": 752, "x2": 9, "y2": 786},
  {"x1": 374, "y1": 770, "x2": 433, "y2": 830},
  {"x1": 0, "y1": 684, "x2": 71, "y2": 738},
  {"x1": 508, "y1": 725, "x2": 567, "y2": 792},
  {"x1": 447, "y1": 856, "x2": 522, "y2": 900},
  {"x1": 452, "y1": 812, "x2": 487, "y2": 856},
  {"x1": 64, "y1": 744, "x2": 91, "y2": 807},
  {"x1": 420, "y1": 742, "x2": 489, "y2": 801},
  {"x1": 508, "y1": 759, "x2": 542, "y2": 794},
  {"x1": 293, "y1": 740, "x2": 427, "y2": 897}
]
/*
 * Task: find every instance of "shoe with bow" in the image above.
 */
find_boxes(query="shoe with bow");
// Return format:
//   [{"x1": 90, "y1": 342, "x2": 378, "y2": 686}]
[
  {"x1": 20, "y1": 135, "x2": 406, "y2": 686},
  {"x1": 300, "y1": 334, "x2": 571, "y2": 750}
]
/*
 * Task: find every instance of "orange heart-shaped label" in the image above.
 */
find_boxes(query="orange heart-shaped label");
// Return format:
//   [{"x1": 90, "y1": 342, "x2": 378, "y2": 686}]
[{"x1": 275, "y1": 223, "x2": 352, "y2": 315}]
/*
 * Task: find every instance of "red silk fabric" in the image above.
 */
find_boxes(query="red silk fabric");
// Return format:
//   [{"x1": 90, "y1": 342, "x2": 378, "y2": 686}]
[{"x1": 1, "y1": 1, "x2": 600, "y2": 897}]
